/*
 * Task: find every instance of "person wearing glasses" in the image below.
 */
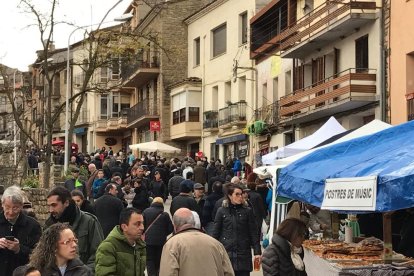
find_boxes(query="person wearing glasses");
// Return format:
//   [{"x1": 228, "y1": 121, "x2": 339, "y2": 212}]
[
  {"x1": 0, "y1": 186, "x2": 41, "y2": 276},
  {"x1": 262, "y1": 218, "x2": 308, "y2": 276},
  {"x1": 28, "y1": 223, "x2": 91, "y2": 275},
  {"x1": 45, "y1": 186, "x2": 104, "y2": 272},
  {"x1": 212, "y1": 184, "x2": 261, "y2": 276}
]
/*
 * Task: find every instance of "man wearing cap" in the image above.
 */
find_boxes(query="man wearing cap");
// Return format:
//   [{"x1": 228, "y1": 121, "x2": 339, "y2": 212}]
[
  {"x1": 193, "y1": 183, "x2": 206, "y2": 223},
  {"x1": 64, "y1": 167, "x2": 87, "y2": 196}
]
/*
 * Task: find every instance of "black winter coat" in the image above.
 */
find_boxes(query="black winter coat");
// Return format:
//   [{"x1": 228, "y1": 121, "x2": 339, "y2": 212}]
[
  {"x1": 212, "y1": 200, "x2": 261, "y2": 272},
  {"x1": 39, "y1": 258, "x2": 92, "y2": 276},
  {"x1": 262, "y1": 234, "x2": 307, "y2": 276},
  {"x1": 149, "y1": 180, "x2": 165, "y2": 199},
  {"x1": 142, "y1": 203, "x2": 173, "y2": 246},
  {"x1": 202, "y1": 191, "x2": 223, "y2": 224},
  {"x1": 0, "y1": 211, "x2": 42, "y2": 276},
  {"x1": 170, "y1": 194, "x2": 199, "y2": 216},
  {"x1": 132, "y1": 186, "x2": 150, "y2": 212},
  {"x1": 93, "y1": 194, "x2": 124, "y2": 237}
]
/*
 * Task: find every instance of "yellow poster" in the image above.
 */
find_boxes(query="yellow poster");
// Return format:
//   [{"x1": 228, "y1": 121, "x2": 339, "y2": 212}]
[{"x1": 270, "y1": 56, "x2": 281, "y2": 78}]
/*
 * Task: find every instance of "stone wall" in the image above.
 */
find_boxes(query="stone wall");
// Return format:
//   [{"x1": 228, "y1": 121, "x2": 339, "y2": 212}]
[
  {"x1": 23, "y1": 187, "x2": 50, "y2": 225},
  {"x1": 0, "y1": 153, "x2": 22, "y2": 187}
]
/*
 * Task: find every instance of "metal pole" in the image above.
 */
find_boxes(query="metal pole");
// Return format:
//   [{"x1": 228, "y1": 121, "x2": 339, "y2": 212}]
[{"x1": 13, "y1": 70, "x2": 17, "y2": 166}]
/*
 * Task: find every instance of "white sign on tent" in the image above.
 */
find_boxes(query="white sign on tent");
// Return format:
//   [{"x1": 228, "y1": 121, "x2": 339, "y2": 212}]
[{"x1": 322, "y1": 176, "x2": 377, "y2": 211}]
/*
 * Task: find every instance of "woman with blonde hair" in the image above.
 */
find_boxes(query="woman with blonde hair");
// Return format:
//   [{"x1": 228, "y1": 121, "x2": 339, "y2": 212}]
[
  {"x1": 29, "y1": 223, "x2": 91, "y2": 275},
  {"x1": 142, "y1": 197, "x2": 174, "y2": 276}
]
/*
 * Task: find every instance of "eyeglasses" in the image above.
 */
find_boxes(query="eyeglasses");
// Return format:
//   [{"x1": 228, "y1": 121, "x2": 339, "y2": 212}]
[
  {"x1": 2, "y1": 205, "x2": 22, "y2": 212},
  {"x1": 233, "y1": 193, "x2": 243, "y2": 197},
  {"x1": 59, "y1": 238, "x2": 78, "y2": 246}
]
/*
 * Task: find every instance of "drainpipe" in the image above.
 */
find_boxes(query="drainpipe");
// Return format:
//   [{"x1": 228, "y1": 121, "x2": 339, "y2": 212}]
[
  {"x1": 201, "y1": 35, "x2": 206, "y2": 155},
  {"x1": 380, "y1": 0, "x2": 387, "y2": 122}
]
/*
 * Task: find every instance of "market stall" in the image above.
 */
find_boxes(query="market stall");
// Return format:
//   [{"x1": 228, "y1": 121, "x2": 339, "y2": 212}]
[
  {"x1": 254, "y1": 120, "x2": 391, "y2": 239},
  {"x1": 277, "y1": 120, "x2": 414, "y2": 275}
]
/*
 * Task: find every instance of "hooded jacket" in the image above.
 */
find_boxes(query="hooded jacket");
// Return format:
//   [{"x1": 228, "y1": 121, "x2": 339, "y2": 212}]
[{"x1": 95, "y1": 226, "x2": 146, "y2": 276}]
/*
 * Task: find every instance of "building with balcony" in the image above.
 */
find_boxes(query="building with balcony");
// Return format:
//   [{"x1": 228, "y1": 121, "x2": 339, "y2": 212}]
[
  {"x1": 0, "y1": 66, "x2": 27, "y2": 144},
  {"x1": 120, "y1": 0, "x2": 211, "y2": 157},
  {"x1": 251, "y1": 0, "x2": 383, "y2": 165},
  {"x1": 388, "y1": 1, "x2": 414, "y2": 125},
  {"x1": 30, "y1": 45, "x2": 68, "y2": 146},
  {"x1": 186, "y1": 0, "x2": 271, "y2": 162}
]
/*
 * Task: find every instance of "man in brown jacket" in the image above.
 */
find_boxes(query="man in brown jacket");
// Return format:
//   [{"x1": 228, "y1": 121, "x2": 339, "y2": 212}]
[
  {"x1": 86, "y1": 163, "x2": 99, "y2": 199},
  {"x1": 160, "y1": 208, "x2": 234, "y2": 276}
]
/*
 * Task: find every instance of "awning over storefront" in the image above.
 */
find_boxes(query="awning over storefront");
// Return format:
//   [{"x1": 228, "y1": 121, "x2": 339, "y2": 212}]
[
  {"x1": 216, "y1": 134, "x2": 247, "y2": 145},
  {"x1": 74, "y1": 127, "x2": 87, "y2": 135}
]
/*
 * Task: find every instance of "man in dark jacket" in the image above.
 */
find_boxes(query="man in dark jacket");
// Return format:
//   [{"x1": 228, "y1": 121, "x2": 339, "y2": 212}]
[
  {"x1": 202, "y1": 181, "x2": 223, "y2": 234},
  {"x1": 0, "y1": 186, "x2": 41, "y2": 276},
  {"x1": 170, "y1": 185, "x2": 199, "y2": 216},
  {"x1": 94, "y1": 183, "x2": 124, "y2": 237},
  {"x1": 132, "y1": 178, "x2": 150, "y2": 213},
  {"x1": 64, "y1": 167, "x2": 87, "y2": 196},
  {"x1": 110, "y1": 160, "x2": 124, "y2": 178},
  {"x1": 45, "y1": 186, "x2": 104, "y2": 272},
  {"x1": 142, "y1": 197, "x2": 173, "y2": 276},
  {"x1": 168, "y1": 169, "x2": 184, "y2": 198}
]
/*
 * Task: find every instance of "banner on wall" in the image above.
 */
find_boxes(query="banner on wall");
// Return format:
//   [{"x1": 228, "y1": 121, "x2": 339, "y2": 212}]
[{"x1": 150, "y1": 121, "x2": 161, "y2": 132}]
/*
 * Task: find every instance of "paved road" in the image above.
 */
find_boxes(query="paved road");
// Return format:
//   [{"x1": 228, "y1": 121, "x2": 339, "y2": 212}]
[{"x1": 163, "y1": 197, "x2": 264, "y2": 275}]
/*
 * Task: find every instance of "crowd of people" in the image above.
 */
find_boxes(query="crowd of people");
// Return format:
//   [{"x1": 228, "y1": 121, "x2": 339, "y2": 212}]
[
  {"x1": 0, "y1": 148, "x2": 267, "y2": 276},
  {"x1": 1, "y1": 147, "x2": 344, "y2": 276}
]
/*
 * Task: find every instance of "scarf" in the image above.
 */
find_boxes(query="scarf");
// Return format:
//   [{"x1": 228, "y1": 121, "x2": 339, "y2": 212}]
[
  {"x1": 50, "y1": 201, "x2": 77, "y2": 226},
  {"x1": 288, "y1": 241, "x2": 305, "y2": 271}
]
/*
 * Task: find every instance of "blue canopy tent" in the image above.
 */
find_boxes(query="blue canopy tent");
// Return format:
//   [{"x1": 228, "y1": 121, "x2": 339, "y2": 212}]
[{"x1": 277, "y1": 119, "x2": 414, "y2": 213}]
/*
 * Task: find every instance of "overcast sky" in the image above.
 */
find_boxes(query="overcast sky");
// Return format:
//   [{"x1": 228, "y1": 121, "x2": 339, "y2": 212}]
[{"x1": 0, "y1": 0, "x2": 131, "y2": 71}]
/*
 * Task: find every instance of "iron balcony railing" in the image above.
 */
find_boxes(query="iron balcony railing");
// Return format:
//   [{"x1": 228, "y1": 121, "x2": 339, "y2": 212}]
[
  {"x1": 255, "y1": 101, "x2": 279, "y2": 125},
  {"x1": 120, "y1": 51, "x2": 160, "y2": 81},
  {"x1": 218, "y1": 101, "x2": 247, "y2": 126},
  {"x1": 126, "y1": 98, "x2": 158, "y2": 124},
  {"x1": 203, "y1": 110, "x2": 218, "y2": 129}
]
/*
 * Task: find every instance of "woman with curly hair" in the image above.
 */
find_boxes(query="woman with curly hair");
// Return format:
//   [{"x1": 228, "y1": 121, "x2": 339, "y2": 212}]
[{"x1": 29, "y1": 223, "x2": 91, "y2": 275}]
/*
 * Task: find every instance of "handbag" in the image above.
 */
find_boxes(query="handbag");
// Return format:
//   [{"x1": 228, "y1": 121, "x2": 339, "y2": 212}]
[{"x1": 141, "y1": 212, "x2": 163, "y2": 241}]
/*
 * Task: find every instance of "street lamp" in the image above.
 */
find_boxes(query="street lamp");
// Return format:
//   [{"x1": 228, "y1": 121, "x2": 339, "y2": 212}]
[{"x1": 63, "y1": 10, "x2": 133, "y2": 172}]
